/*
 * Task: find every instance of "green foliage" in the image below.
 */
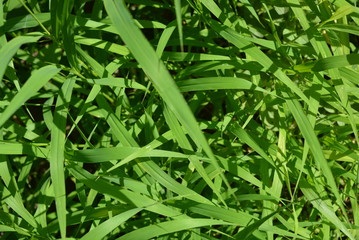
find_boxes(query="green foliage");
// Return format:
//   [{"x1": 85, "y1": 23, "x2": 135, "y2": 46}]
[{"x1": 0, "y1": 0, "x2": 358, "y2": 239}]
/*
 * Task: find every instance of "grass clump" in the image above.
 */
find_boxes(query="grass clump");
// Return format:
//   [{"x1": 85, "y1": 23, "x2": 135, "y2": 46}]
[{"x1": 0, "y1": 0, "x2": 358, "y2": 239}]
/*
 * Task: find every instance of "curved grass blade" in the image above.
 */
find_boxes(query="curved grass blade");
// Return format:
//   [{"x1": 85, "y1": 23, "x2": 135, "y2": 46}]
[
  {"x1": 102, "y1": 0, "x2": 215, "y2": 160},
  {"x1": 322, "y1": 4, "x2": 355, "y2": 25},
  {"x1": 0, "y1": 65, "x2": 59, "y2": 128},
  {"x1": 0, "y1": 13, "x2": 50, "y2": 35},
  {"x1": 80, "y1": 208, "x2": 142, "y2": 240},
  {"x1": 293, "y1": 54, "x2": 359, "y2": 72},
  {"x1": 1, "y1": 186, "x2": 38, "y2": 228},
  {"x1": 0, "y1": 33, "x2": 42, "y2": 84},
  {"x1": 103, "y1": 0, "x2": 228, "y2": 204},
  {"x1": 156, "y1": 21, "x2": 176, "y2": 57}
]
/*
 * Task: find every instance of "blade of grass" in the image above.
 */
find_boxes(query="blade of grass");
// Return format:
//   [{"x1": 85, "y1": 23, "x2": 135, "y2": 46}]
[
  {"x1": 0, "y1": 13, "x2": 50, "y2": 35},
  {"x1": 117, "y1": 218, "x2": 233, "y2": 240},
  {"x1": 82, "y1": 77, "x2": 146, "y2": 90},
  {"x1": 162, "y1": 104, "x2": 227, "y2": 205},
  {"x1": 0, "y1": 65, "x2": 59, "y2": 128},
  {"x1": 1, "y1": 186, "x2": 38, "y2": 228},
  {"x1": 103, "y1": 0, "x2": 227, "y2": 204},
  {"x1": 174, "y1": 0, "x2": 183, "y2": 52},
  {"x1": 74, "y1": 36, "x2": 130, "y2": 56},
  {"x1": 80, "y1": 208, "x2": 142, "y2": 240},
  {"x1": 170, "y1": 199, "x2": 256, "y2": 226},
  {"x1": 321, "y1": 4, "x2": 355, "y2": 25},
  {"x1": 321, "y1": 24, "x2": 359, "y2": 36},
  {"x1": 103, "y1": 0, "x2": 215, "y2": 161},
  {"x1": 0, "y1": 33, "x2": 42, "y2": 84},
  {"x1": 0, "y1": 0, "x2": 6, "y2": 47},
  {"x1": 293, "y1": 54, "x2": 359, "y2": 72},
  {"x1": 156, "y1": 21, "x2": 176, "y2": 57},
  {"x1": 300, "y1": 180, "x2": 355, "y2": 240},
  {"x1": 67, "y1": 146, "x2": 189, "y2": 163},
  {"x1": 177, "y1": 77, "x2": 277, "y2": 96},
  {"x1": 231, "y1": 126, "x2": 276, "y2": 168},
  {"x1": 0, "y1": 141, "x2": 49, "y2": 158},
  {"x1": 235, "y1": 209, "x2": 280, "y2": 239},
  {"x1": 50, "y1": 77, "x2": 76, "y2": 239},
  {"x1": 62, "y1": 0, "x2": 78, "y2": 71}
]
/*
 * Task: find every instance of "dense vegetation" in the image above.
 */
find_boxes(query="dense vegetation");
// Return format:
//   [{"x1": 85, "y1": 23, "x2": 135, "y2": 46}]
[{"x1": 0, "y1": 0, "x2": 359, "y2": 239}]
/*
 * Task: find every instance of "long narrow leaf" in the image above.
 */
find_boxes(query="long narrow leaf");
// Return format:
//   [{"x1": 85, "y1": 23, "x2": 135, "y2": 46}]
[
  {"x1": 50, "y1": 77, "x2": 76, "y2": 238},
  {"x1": 0, "y1": 65, "x2": 59, "y2": 128},
  {"x1": 0, "y1": 33, "x2": 42, "y2": 83}
]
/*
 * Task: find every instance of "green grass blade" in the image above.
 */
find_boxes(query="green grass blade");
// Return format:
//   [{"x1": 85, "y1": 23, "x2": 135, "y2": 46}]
[
  {"x1": 74, "y1": 36, "x2": 130, "y2": 56},
  {"x1": 0, "y1": 33, "x2": 42, "y2": 84},
  {"x1": 117, "y1": 219, "x2": 232, "y2": 240},
  {"x1": 50, "y1": 77, "x2": 76, "y2": 239},
  {"x1": 294, "y1": 54, "x2": 359, "y2": 72},
  {"x1": 0, "y1": 0, "x2": 6, "y2": 47},
  {"x1": 102, "y1": 0, "x2": 215, "y2": 161},
  {"x1": 231, "y1": 126, "x2": 276, "y2": 168},
  {"x1": 300, "y1": 180, "x2": 355, "y2": 240},
  {"x1": 0, "y1": 141, "x2": 49, "y2": 158},
  {"x1": 156, "y1": 21, "x2": 176, "y2": 57},
  {"x1": 322, "y1": 24, "x2": 359, "y2": 36},
  {"x1": 51, "y1": 0, "x2": 78, "y2": 70},
  {"x1": 67, "y1": 146, "x2": 188, "y2": 163},
  {"x1": 0, "y1": 65, "x2": 59, "y2": 128},
  {"x1": 1, "y1": 186, "x2": 37, "y2": 228},
  {"x1": 82, "y1": 77, "x2": 146, "y2": 90},
  {"x1": 177, "y1": 77, "x2": 275, "y2": 96},
  {"x1": 284, "y1": 95, "x2": 347, "y2": 216},
  {"x1": 174, "y1": 0, "x2": 183, "y2": 52},
  {"x1": 80, "y1": 208, "x2": 142, "y2": 240},
  {"x1": 0, "y1": 13, "x2": 50, "y2": 35},
  {"x1": 322, "y1": 4, "x2": 355, "y2": 24},
  {"x1": 171, "y1": 200, "x2": 255, "y2": 225},
  {"x1": 235, "y1": 209, "x2": 279, "y2": 239}
]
